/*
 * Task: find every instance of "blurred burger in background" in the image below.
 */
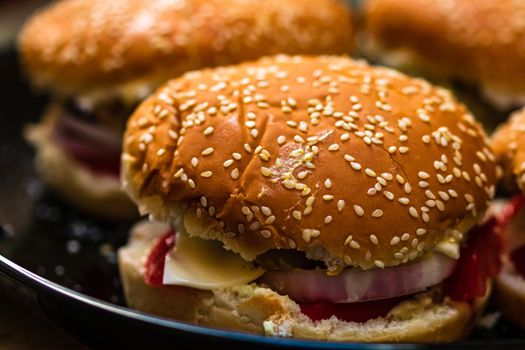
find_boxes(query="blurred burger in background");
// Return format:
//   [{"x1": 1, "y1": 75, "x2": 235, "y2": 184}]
[
  {"x1": 118, "y1": 55, "x2": 500, "y2": 342},
  {"x1": 361, "y1": 0, "x2": 525, "y2": 127},
  {"x1": 491, "y1": 108, "x2": 525, "y2": 330},
  {"x1": 18, "y1": 0, "x2": 354, "y2": 219}
]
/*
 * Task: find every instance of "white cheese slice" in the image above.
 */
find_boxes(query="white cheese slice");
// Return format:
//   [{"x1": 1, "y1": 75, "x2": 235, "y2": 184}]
[
  {"x1": 434, "y1": 241, "x2": 460, "y2": 260},
  {"x1": 163, "y1": 232, "x2": 265, "y2": 290}
]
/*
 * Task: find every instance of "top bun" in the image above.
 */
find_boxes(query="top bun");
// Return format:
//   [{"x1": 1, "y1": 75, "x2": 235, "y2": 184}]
[
  {"x1": 492, "y1": 107, "x2": 525, "y2": 192},
  {"x1": 363, "y1": 0, "x2": 525, "y2": 108},
  {"x1": 18, "y1": 0, "x2": 353, "y2": 100},
  {"x1": 121, "y1": 55, "x2": 496, "y2": 270}
]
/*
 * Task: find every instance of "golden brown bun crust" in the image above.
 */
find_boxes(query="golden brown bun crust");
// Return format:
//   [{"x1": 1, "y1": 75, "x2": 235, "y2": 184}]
[
  {"x1": 118, "y1": 221, "x2": 489, "y2": 342},
  {"x1": 25, "y1": 105, "x2": 138, "y2": 220},
  {"x1": 494, "y1": 262, "x2": 525, "y2": 330},
  {"x1": 363, "y1": 0, "x2": 525, "y2": 107},
  {"x1": 18, "y1": 0, "x2": 353, "y2": 97},
  {"x1": 492, "y1": 108, "x2": 525, "y2": 193},
  {"x1": 122, "y1": 55, "x2": 496, "y2": 269}
]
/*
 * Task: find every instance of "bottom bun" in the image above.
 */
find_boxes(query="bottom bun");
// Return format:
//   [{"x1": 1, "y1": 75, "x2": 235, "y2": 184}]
[
  {"x1": 119, "y1": 221, "x2": 490, "y2": 342},
  {"x1": 494, "y1": 262, "x2": 525, "y2": 330},
  {"x1": 25, "y1": 105, "x2": 137, "y2": 220}
]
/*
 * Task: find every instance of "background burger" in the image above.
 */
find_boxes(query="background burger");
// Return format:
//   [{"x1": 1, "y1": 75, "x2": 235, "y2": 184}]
[
  {"x1": 119, "y1": 55, "x2": 499, "y2": 342},
  {"x1": 491, "y1": 108, "x2": 525, "y2": 330},
  {"x1": 361, "y1": 0, "x2": 525, "y2": 126},
  {"x1": 17, "y1": 0, "x2": 354, "y2": 219}
]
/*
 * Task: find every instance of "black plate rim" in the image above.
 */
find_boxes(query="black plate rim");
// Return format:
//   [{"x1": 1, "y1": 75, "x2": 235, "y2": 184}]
[{"x1": 0, "y1": 254, "x2": 423, "y2": 350}]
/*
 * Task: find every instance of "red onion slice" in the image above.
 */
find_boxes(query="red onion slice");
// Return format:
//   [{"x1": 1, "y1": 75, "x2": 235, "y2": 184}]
[
  {"x1": 53, "y1": 111, "x2": 123, "y2": 175},
  {"x1": 260, "y1": 253, "x2": 456, "y2": 303}
]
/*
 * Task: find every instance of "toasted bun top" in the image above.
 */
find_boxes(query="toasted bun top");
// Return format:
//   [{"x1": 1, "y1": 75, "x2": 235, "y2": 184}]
[
  {"x1": 18, "y1": 0, "x2": 353, "y2": 100},
  {"x1": 492, "y1": 108, "x2": 525, "y2": 193},
  {"x1": 122, "y1": 55, "x2": 496, "y2": 269},
  {"x1": 363, "y1": 0, "x2": 525, "y2": 106}
]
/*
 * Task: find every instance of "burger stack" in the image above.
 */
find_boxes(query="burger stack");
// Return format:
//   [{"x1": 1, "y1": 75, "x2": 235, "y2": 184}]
[{"x1": 16, "y1": 0, "x2": 525, "y2": 343}]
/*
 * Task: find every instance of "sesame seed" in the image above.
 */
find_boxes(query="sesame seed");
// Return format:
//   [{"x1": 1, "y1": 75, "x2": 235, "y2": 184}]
[
  {"x1": 232, "y1": 152, "x2": 242, "y2": 160},
  {"x1": 418, "y1": 171, "x2": 430, "y2": 179},
  {"x1": 191, "y1": 157, "x2": 199, "y2": 168},
  {"x1": 157, "y1": 148, "x2": 165, "y2": 157},
  {"x1": 382, "y1": 173, "x2": 393, "y2": 181},
  {"x1": 265, "y1": 216, "x2": 276, "y2": 225},
  {"x1": 223, "y1": 159, "x2": 235, "y2": 169},
  {"x1": 418, "y1": 181, "x2": 429, "y2": 188},
  {"x1": 203, "y1": 126, "x2": 214, "y2": 136},
  {"x1": 370, "y1": 234, "x2": 378, "y2": 245},
  {"x1": 372, "y1": 209, "x2": 384, "y2": 218},
  {"x1": 398, "y1": 197, "x2": 409, "y2": 205},
  {"x1": 231, "y1": 168, "x2": 240, "y2": 179},
  {"x1": 409, "y1": 207, "x2": 419, "y2": 218},
  {"x1": 383, "y1": 191, "x2": 394, "y2": 200},
  {"x1": 396, "y1": 175, "x2": 405, "y2": 184},
  {"x1": 277, "y1": 135, "x2": 286, "y2": 145},
  {"x1": 365, "y1": 168, "x2": 377, "y2": 177},
  {"x1": 350, "y1": 162, "x2": 362, "y2": 170},
  {"x1": 200, "y1": 196, "x2": 208, "y2": 207},
  {"x1": 325, "y1": 216, "x2": 333, "y2": 224},
  {"x1": 324, "y1": 178, "x2": 333, "y2": 189},
  {"x1": 344, "y1": 154, "x2": 355, "y2": 162},
  {"x1": 390, "y1": 236, "x2": 400, "y2": 245},
  {"x1": 368, "y1": 188, "x2": 377, "y2": 196},
  {"x1": 323, "y1": 195, "x2": 334, "y2": 201},
  {"x1": 353, "y1": 205, "x2": 365, "y2": 217},
  {"x1": 404, "y1": 183, "x2": 412, "y2": 194},
  {"x1": 337, "y1": 200, "x2": 345, "y2": 212},
  {"x1": 374, "y1": 260, "x2": 385, "y2": 268},
  {"x1": 399, "y1": 146, "x2": 409, "y2": 154},
  {"x1": 328, "y1": 144, "x2": 340, "y2": 151},
  {"x1": 416, "y1": 228, "x2": 427, "y2": 236},
  {"x1": 260, "y1": 230, "x2": 272, "y2": 239},
  {"x1": 261, "y1": 206, "x2": 272, "y2": 216},
  {"x1": 350, "y1": 241, "x2": 360, "y2": 249},
  {"x1": 294, "y1": 135, "x2": 305, "y2": 143},
  {"x1": 201, "y1": 171, "x2": 213, "y2": 178},
  {"x1": 293, "y1": 211, "x2": 302, "y2": 220},
  {"x1": 188, "y1": 179, "x2": 196, "y2": 189},
  {"x1": 202, "y1": 147, "x2": 214, "y2": 156}
]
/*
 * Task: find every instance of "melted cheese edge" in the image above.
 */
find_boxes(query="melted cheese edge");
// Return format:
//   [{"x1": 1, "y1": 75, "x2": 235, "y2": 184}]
[{"x1": 163, "y1": 226, "x2": 265, "y2": 290}]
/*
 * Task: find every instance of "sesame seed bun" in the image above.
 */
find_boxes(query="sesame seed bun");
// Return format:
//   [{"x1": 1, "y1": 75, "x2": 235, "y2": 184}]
[
  {"x1": 493, "y1": 262, "x2": 525, "y2": 330},
  {"x1": 362, "y1": 0, "x2": 525, "y2": 109},
  {"x1": 25, "y1": 105, "x2": 138, "y2": 220},
  {"x1": 118, "y1": 220, "x2": 490, "y2": 342},
  {"x1": 18, "y1": 0, "x2": 353, "y2": 101},
  {"x1": 492, "y1": 108, "x2": 525, "y2": 193},
  {"x1": 121, "y1": 55, "x2": 497, "y2": 270}
]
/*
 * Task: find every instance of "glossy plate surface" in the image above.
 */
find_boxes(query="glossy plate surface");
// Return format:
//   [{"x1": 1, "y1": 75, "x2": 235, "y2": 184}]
[{"x1": 0, "y1": 49, "x2": 524, "y2": 349}]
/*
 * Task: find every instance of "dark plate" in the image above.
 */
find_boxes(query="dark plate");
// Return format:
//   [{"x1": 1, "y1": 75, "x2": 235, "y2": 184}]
[{"x1": 1, "y1": 47, "x2": 525, "y2": 349}]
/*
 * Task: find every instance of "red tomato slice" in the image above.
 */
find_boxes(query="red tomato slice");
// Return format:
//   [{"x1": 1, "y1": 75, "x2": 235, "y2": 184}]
[
  {"x1": 443, "y1": 202, "x2": 514, "y2": 302},
  {"x1": 144, "y1": 230, "x2": 176, "y2": 286},
  {"x1": 299, "y1": 296, "x2": 407, "y2": 322}
]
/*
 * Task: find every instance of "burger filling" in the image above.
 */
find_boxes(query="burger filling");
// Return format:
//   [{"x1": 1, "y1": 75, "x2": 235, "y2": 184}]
[
  {"x1": 499, "y1": 195, "x2": 525, "y2": 280},
  {"x1": 51, "y1": 98, "x2": 136, "y2": 177},
  {"x1": 143, "y1": 216, "x2": 503, "y2": 323}
]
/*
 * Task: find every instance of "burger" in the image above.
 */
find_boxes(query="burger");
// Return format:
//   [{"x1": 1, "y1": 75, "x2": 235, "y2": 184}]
[
  {"x1": 361, "y1": 0, "x2": 525, "y2": 123},
  {"x1": 491, "y1": 108, "x2": 525, "y2": 330},
  {"x1": 17, "y1": 0, "x2": 353, "y2": 219},
  {"x1": 119, "y1": 55, "x2": 499, "y2": 342}
]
